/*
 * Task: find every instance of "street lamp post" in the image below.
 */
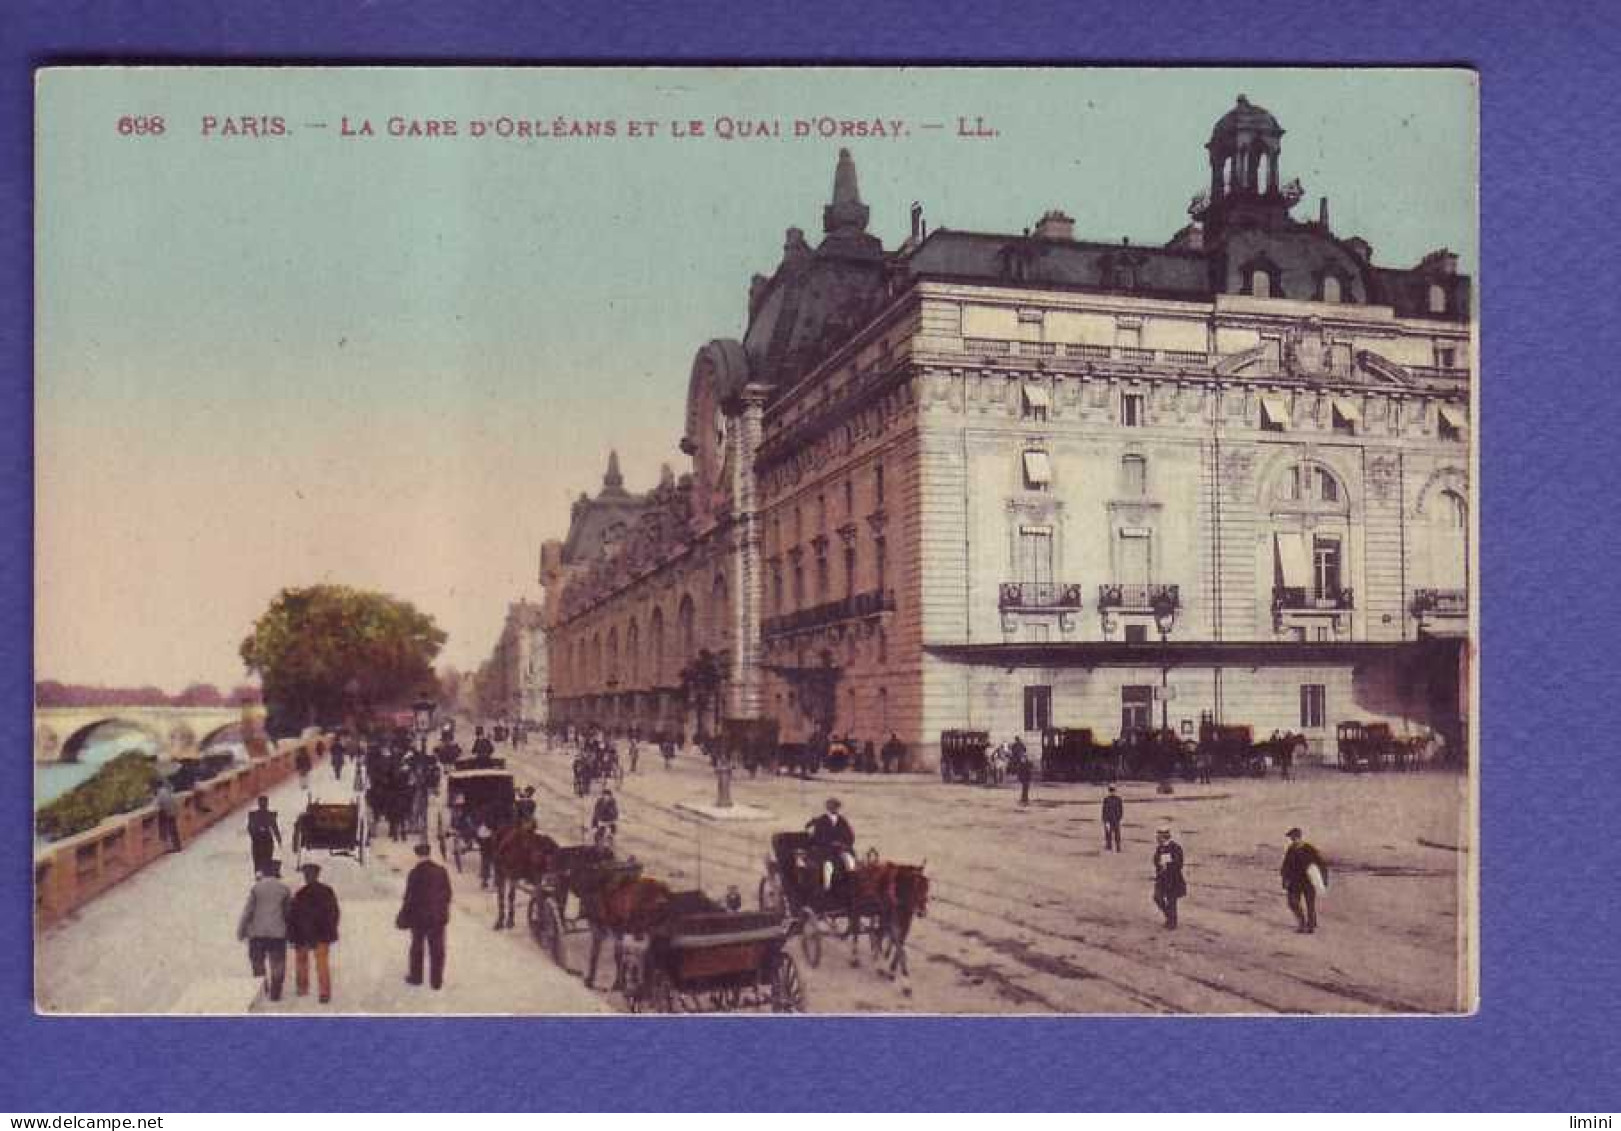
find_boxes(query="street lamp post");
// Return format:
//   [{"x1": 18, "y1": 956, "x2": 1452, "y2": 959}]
[
  {"x1": 413, "y1": 695, "x2": 436, "y2": 757},
  {"x1": 1152, "y1": 592, "x2": 1178, "y2": 794}
]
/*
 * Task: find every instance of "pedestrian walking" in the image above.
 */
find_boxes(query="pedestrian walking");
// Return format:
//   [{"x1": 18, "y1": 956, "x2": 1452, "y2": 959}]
[
  {"x1": 1102, "y1": 785, "x2": 1124, "y2": 852},
  {"x1": 294, "y1": 746, "x2": 313, "y2": 792},
  {"x1": 1280, "y1": 827, "x2": 1328, "y2": 934},
  {"x1": 661, "y1": 736, "x2": 676, "y2": 770},
  {"x1": 628, "y1": 739, "x2": 640, "y2": 774},
  {"x1": 398, "y1": 842, "x2": 452, "y2": 990},
  {"x1": 470, "y1": 726, "x2": 495, "y2": 764},
  {"x1": 237, "y1": 859, "x2": 291, "y2": 1001},
  {"x1": 246, "y1": 796, "x2": 282, "y2": 877},
  {"x1": 288, "y1": 863, "x2": 341, "y2": 1003},
  {"x1": 1276, "y1": 734, "x2": 1295, "y2": 781},
  {"x1": 330, "y1": 736, "x2": 346, "y2": 781},
  {"x1": 1014, "y1": 747, "x2": 1034, "y2": 806},
  {"x1": 1152, "y1": 825, "x2": 1187, "y2": 929},
  {"x1": 154, "y1": 777, "x2": 182, "y2": 852},
  {"x1": 592, "y1": 788, "x2": 619, "y2": 849},
  {"x1": 476, "y1": 812, "x2": 496, "y2": 889}
]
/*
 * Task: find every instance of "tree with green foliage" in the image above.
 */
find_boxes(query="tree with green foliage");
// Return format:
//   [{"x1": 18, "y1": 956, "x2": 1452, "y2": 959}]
[{"x1": 239, "y1": 585, "x2": 447, "y2": 729}]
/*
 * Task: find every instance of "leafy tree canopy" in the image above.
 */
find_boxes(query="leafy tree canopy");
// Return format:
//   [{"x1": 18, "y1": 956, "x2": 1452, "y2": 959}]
[{"x1": 239, "y1": 585, "x2": 447, "y2": 727}]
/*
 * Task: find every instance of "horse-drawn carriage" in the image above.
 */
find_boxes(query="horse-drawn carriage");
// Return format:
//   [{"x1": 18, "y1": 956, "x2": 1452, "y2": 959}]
[
  {"x1": 759, "y1": 831, "x2": 928, "y2": 979},
  {"x1": 437, "y1": 766, "x2": 516, "y2": 872},
  {"x1": 1114, "y1": 728, "x2": 1196, "y2": 780},
  {"x1": 618, "y1": 899, "x2": 805, "y2": 1014},
  {"x1": 1041, "y1": 728, "x2": 1113, "y2": 783},
  {"x1": 292, "y1": 799, "x2": 366, "y2": 867},
  {"x1": 938, "y1": 729, "x2": 991, "y2": 784},
  {"x1": 1335, "y1": 721, "x2": 1424, "y2": 772}
]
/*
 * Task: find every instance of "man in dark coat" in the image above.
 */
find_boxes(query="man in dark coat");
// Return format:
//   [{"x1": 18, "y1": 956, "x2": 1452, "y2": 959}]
[
  {"x1": 1280, "y1": 827, "x2": 1328, "y2": 933},
  {"x1": 1152, "y1": 825, "x2": 1187, "y2": 929},
  {"x1": 330, "y1": 736, "x2": 346, "y2": 782},
  {"x1": 880, "y1": 733, "x2": 905, "y2": 774},
  {"x1": 1102, "y1": 785, "x2": 1124, "y2": 852},
  {"x1": 806, "y1": 798, "x2": 856, "y2": 891},
  {"x1": 592, "y1": 788, "x2": 619, "y2": 847},
  {"x1": 246, "y1": 796, "x2": 281, "y2": 877},
  {"x1": 294, "y1": 746, "x2": 313, "y2": 791},
  {"x1": 398, "y1": 842, "x2": 453, "y2": 989},
  {"x1": 1014, "y1": 747, "x2": 1034, "y2": 806},
  {"x1": 470, "y1": 726, "x2": 496, "y2": 765},
  {"x1": 288, "y1": 863, "x2": 341, "y2": 1003}
]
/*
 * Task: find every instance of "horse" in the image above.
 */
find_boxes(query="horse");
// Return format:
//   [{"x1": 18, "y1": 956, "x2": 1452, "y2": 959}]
[
  {"x1": 490, "y1": 824, "x2": 559, "y2": 930},
  {"x1": 860, "y1": 862, "x2": 930, "y2": 983},
  {"x1": 583, "y1": 873, "x2": 672, "y2": 989}
]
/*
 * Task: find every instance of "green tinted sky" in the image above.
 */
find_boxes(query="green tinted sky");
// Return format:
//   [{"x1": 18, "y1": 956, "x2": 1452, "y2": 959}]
[{"x1": 35, "y1": 67, "x2": 1476, "y2": 689}]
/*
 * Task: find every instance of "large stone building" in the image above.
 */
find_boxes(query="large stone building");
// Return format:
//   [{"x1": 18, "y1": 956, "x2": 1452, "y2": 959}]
[
  {"x1": 475, "y1": 599, "x2": 548, "y2": 723},
  {"x1": 542, "y1": 96, "x2": 1472, "y2": 766}
]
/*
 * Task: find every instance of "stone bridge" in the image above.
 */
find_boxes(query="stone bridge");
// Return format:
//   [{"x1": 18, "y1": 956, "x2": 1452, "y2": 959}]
[{"x1": 34, "y1": 706, "x2": 249, "y2": 762}]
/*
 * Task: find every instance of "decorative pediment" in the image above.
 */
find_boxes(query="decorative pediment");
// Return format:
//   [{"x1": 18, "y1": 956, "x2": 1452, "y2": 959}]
[{"x1": 1354, "y1": 350, "x2": 1416, "y2": 388}]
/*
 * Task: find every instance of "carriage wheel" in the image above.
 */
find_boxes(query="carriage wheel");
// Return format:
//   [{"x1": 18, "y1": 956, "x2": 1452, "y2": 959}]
[
  {"x1": 529, "y1": 896, "x2": 565, "y2": 966},
  {"x1": 771, "y1": 953, "x2": 807, "y2": 1013},
  {"x1": 800, "y1": 915, "x2": 823, "y2": 968}
]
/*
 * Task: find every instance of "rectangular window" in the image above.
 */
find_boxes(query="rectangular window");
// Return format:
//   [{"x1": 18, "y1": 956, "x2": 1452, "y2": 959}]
[
  {"x1": 1434, "y1": 344, "x2": 1457, "y2": 369},
  {"x1": 817, "y1": 494, "x2": 827, "y2": 530},
  {"x1": 1121, "y1": 454, "x2": 1147, "y2": 496},
  {"x1": 1022, "y1": 383, "x2": 1050, "y2": 422},
  {"x1": 816, "y1": 555, "x2": 830, "y2": 599},
  {"x1": 875, "y1": 463, "x2": 885, "y2": 505},
  {"x1": 1026, "y1": 623, "x2": 1051, "y2": 644},
  {"x1": 772, "y1": 569, "x2": 783, "y2": 612},
  {"x1": 1022, "y1": 449, "x2": 1053, "y2": 490},
  {"x1": 1024, "y1": 686, "x2": 1053, "y2": 732},
  {"x1": 844, "y1": 546, "x2": 856, "y2": 599},
  {"x1": 792, "y1": 565, "x2": 804, "y2": 606},
  {"x1": 1121, "y1": 685, "x2": 1153, "y2": 736},
  {"x1": 1300, "y1": 684, "x2": 1326, "y2": 728},
  {"x1": 844, "y1": 478, "x2": 854, "y2": 514},
  {"x1": 1019, "y1": 527, "x2": 1054, "y2": 587},
  {"x1": 1118, "y1": 529, "x2": 1151, "y2": 586},
  {"x1": 1312, "y1": 536, "x2": 1342, "y2": 597},
  {"x1": 875, "y1": 538, "x2": 887, "y2": 593},
  {"x1": 1121, "y1": 393, "x2": 1144, "y2": 427},
  {"x1": 1124, "y1": 623, "x2": 1148, "y2": 644}
]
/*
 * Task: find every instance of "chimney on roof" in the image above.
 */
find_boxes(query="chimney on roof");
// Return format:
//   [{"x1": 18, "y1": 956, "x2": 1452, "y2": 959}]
[
  {"x1": 1319, "y1": 196, "x2": 1330, "y2": 228},
  {"x1": 910, "y1": 201, "x2": 925, "y2": 242},
  {"x1": 1033, "y1": 210, "x2": 1075, "y2": 241}
]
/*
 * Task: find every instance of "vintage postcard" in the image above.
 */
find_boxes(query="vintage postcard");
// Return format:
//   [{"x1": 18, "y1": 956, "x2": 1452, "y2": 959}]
[{"x1": 34, "y1": 66, "x2": 1477, "y2": 1016}]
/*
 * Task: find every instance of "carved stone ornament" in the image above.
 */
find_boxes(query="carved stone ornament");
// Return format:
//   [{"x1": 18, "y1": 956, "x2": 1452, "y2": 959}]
[{"x1": 1366, "y1": 454, "x2": 1399, "y2": 502}]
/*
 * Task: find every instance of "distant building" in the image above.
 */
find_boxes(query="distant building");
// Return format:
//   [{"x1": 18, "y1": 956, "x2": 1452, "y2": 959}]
[
  {"x1": 541, "y1": 96, "x2": 1472, "y2": 766},
  {"x1": 478, "y1": 599, "x2": 547, "y2": 723}
]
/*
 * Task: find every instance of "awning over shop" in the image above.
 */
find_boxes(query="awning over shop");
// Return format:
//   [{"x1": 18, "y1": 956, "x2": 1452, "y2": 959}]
[
  {"x1": 1439, "y1": 404, "x2": 1467, "y2": 430},
  {"x1": 1333, "y1": 397, "x2": 1362, "y2": 423},
  {"x1": 1260, "y1": 395, "x2": 1290, "y2": 429},
  {"x1": 1022, "y1": 449, "x2": 1053, "y2": 485},
  {"x1": 1274, "y1": 531, "x2": 1311, "y2": 587},
  {"x1": 1022, "y1": 383, "x2": 1051, "y2": 410}
]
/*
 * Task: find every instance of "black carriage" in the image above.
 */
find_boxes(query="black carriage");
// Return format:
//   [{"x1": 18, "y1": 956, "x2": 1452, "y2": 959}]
[
  {"x1": 1040, "y1": 727, "x2": 1112, "y2": 783},
  {"x1": 292, "y1": 799, "x2": 366, "y2": 867},
  {"x1": 1115, "y1": 728, "x2": 1196, "y2": 780},
  {"x1": 1337, "y1": 721, "x2": 1396, "y2": 772},
  {"x1": 617, "y1": 899, "x2": 805, "y2": 1014},
  {"x1": 1195, "y1": 723, "x2": 1269, "y2": 778},
  {"x1": 938, "y1": 729, "x2": 990, "y2": 784},
  {"x1": 721, "y1": 717, "x2": 779, "y2": 775},
  {"x1": 437, "y1": 767, "x2": 516, "y2": 872},
  {"x1": 761, "y1": 831, "x2": 884, "y2": 969}
]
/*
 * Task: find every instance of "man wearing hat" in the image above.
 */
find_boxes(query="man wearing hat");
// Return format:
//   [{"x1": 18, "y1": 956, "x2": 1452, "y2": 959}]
[
  {"x1": 236, "y1": 859, "x2": 291, "y2": 1001},
  {"x1": 288, "y1": 863, "x2": 341, "y2": 1003},
  {"x1": 806, "y1": 798, "x2": 856, "y2": 892},
  {"x1": 1152, "y1": 825, "x2": 1186, "y2": 929},
  {"x1": 515, "y1": 785, "x2": 538, "y2": 825},
  {"x1": 591, "y1": 788, "x2": 619, "y2": 848},
  {"x1": 1280, "y1": 827, "x2": 1329, "y2": 933},
  {"x1": 1102, "y1": 785, "x2": 1124, "y2": 852},
  {"x1": 398, "y1": 843, "x2": 453, "y2": 989}
]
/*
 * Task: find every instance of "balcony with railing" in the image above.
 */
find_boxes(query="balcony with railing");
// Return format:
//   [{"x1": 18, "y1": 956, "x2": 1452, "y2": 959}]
[
  {"x1": 957, "y1": 338, "x2": 1212, "y2": 368},
  {"x1": 1097, "y1": 583, "x2": 1180, "y2": 611},
  {"x1": 998, "y1": 581, "x2": 1084, "y2": 610},
  {"x1": 1411, "y1": 588, "x2": 1467, "y2": 616},
  {"x1": 1272, "y1": 586, "x2": 1355, "y2": 612},
  {"x1": 761, "y1": 587, "x2": 896, "y2": 639}
]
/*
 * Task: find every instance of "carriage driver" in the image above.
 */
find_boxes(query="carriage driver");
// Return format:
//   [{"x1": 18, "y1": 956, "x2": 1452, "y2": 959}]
[{"x1": 806, "y1": 798, "x2": 857, "y2": 892}]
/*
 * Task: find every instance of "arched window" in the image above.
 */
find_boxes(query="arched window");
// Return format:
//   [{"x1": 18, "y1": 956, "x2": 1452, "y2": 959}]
[
  {"x1": 626, "y1": 619, "x2": 640, "y2": 684},
  {"x1": 1321, "y1": 275, "x2": 1342, "y2": 303},
  {"x1": 1316, "y1": 468, "x2": 1339, "y2": 503},
  {"x1": 710, "y1": 573, "x2": 728, "y2": 648},
  {"x1": 677, "y1": 595, "x2": 697, "y2": 661},
  {"x1": 649, "y1": 608, "x2": 665, "y2": 685},
  {"x1": 1428, "y1": 283, "x2": 1448, "y2": 314},
  {"x1": 1439, "y1": 490, "x2": 1467, "y2": 529},
  {"x1": 606, "y1": 628, "x2": 618, "y2": 684},
  {"x1": 1252, "y1": 270, "x2": 1272, "y2": 298}
]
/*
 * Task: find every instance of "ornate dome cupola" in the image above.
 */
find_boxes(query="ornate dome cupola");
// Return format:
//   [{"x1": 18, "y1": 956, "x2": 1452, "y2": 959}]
[
  {"x1": 823, "y1": 148, "x2": 870, "y2": 235},
  {"x1": 1201, "y1": 95, "x2": 1296, "y2": 233}
]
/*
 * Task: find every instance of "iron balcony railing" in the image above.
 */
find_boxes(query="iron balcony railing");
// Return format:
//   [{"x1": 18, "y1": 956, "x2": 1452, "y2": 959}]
[
  {"x1": 761, "y1": 587, "x2": 896, "y2": 639},
  {"x1": 998, "y1": 581, "x2": 1084, "y2": 610},
  {"x1": 1097, "y1": 583, "x2": 1181, "y2": 611},
  {"x1": 1273, "y1": 586, "x2": 1355, "y2": 611},
  {"x1": 1411, "y1": 588, "x2": 1468, "y2": 616}
]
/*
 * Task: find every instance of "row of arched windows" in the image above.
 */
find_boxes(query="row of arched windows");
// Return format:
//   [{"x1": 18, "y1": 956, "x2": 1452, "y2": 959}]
[{"x1": 559, "y1": 573, "x2": 731, "y2": 692}]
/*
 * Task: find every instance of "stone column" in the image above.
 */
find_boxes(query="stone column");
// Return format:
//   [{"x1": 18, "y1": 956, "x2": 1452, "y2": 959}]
[{"x1": 727, "y1": 383, "x2": 770, "y2": 720}]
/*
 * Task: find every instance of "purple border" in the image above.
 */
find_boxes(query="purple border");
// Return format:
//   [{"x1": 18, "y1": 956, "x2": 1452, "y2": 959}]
[{"x1": 4, "y1": 0, "x2": 1617, "y2": 1112}]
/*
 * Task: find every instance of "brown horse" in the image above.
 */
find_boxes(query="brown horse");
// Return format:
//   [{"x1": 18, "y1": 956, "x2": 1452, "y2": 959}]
[
  {"x1": 846, "y1": 861, "x2": 929, "y2": 980},
  {"x1": 584, "y1": 874, "x2": 672, "y2": 988},
  {"x1": 491, "y1": 824, "x2": 558, "y2": 930}
]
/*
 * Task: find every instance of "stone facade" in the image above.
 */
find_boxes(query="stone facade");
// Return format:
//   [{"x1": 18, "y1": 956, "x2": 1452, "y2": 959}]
[{"x1": 540, "y1": 97, "x2": 1473, "y2": 766}]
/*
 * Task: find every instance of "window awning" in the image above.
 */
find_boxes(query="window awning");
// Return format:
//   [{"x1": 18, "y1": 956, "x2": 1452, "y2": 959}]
[
  {"x1": 1333, "y1": 397, "x2": 1362, "y2": 423},
  {"x1": 1022, "y1": 383, "x2": 1051, "y2": 409},
  {"x1": 1261, "y1": 395, "x2": 1290, "y2": 429},
  {"x1": 1022, "y1": 450, "x2": 1053, "y2": 485},
  {"x1": 1275, "y1": 532, "x2": 1310, "y2": 587},
  {"x1": 1439, "y1": 404, "x2": 1467, "y2": 430}
]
